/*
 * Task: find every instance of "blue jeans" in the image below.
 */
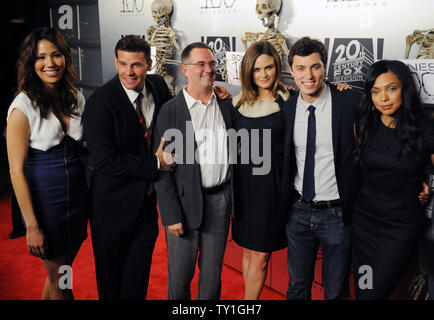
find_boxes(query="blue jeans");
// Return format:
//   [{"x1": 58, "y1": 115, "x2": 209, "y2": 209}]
[{"x1": 286, "y1": 199, "x2": 351, "y2": 300}]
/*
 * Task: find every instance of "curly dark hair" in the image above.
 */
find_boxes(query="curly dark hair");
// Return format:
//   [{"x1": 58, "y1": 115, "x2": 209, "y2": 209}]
[
  {"x1": 354, "y1": 60, "x2": 423, "y2": 163},
  {"x1": 16, "y1": 27, "x2": 78, "y2": 131}
]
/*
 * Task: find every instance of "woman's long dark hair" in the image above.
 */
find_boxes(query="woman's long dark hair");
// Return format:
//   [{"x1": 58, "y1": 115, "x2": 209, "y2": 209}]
[
  {"x1": 354, "y1": 60, "x2": 423, "y2": 163},
  {"x1": 15, "y1": 27, "x2": 78, "y2": 131}
]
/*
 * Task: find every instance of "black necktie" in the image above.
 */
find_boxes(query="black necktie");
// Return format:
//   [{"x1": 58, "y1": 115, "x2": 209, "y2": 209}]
[
  {"x1": 135, "y1": 92, "x2": 151, "y2": 147},
  {"x1": 302, "y1": 105, "x2": 316, "y2": 203}
]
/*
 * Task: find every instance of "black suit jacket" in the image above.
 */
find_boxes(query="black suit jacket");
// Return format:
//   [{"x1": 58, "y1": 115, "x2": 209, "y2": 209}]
[
  {"x1": 153, "y1": 90, "x2": 235, "y2": 230},
  {"x1": 280, "y1": 84, "x2": 362, "y2": 225},
  {"x1": 83, "y1": 74, "x2": 172, "y2": 231}
]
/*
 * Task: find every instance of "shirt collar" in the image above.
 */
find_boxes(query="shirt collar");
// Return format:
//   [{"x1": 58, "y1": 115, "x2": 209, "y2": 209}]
[
  {"x1": 183, "y1": 87, "x2": 217, "y2": 110},
  {"x1": 120, "y1": 82, "x2": 148, "y2": 105},
  {"x1": 297, "y1": 83, "x2": 330, "y2": 112}
]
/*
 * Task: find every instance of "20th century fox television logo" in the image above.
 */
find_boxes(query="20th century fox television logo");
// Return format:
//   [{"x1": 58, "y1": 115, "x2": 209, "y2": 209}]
[{"x1": 325, "y1": 38, "x2": 385, "y2": 89}]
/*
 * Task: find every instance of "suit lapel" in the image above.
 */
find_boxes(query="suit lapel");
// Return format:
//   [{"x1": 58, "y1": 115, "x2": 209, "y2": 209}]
[
  {"x1": 145, "y1": 78, "x2": 160, "y2": 146},
  {"x1": 285, "y1": 94, "x2": 297, "y2": 153},
  {"x1": 330, "y1": 85, "x2": 342, "y2": 158},
  {"x1": 176, "y1": 90, "x2": 196, "y2": 156},
  {"x1": 145, "y1": 77, "x2": 160, "y2": 126},
  {"x1": 176, "y1": 91, "x2": 202, "y2": 186},
  {"x1": 115, "y1": 76, "x2": 140, "y2": 124},
  {"x1": 177, "y1": 90, "x2": 193, "y2": 128}
]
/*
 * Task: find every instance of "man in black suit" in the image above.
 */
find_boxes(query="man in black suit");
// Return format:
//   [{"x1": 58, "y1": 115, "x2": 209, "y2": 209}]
[
  {"x1": 83, "y1": 35, "x2": 174, "y2": 300},
  {"x1": 281, "y1": 37, "x2": 362, "y2": 300},
  {"x1": 154, "y1": 42, "x2": 235, "y2": 299}
]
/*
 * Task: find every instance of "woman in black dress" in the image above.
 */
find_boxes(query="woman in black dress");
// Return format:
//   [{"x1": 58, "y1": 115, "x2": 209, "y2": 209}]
[
  {"x1": 6, "y1": 28, "x2": 88, "y2": 299},
  {"x1": 352, "y1": 60, "x2": 434, "y2": 299},
  {"x1": 232, "y1": 41, "x2": 292, "y2": 299}
]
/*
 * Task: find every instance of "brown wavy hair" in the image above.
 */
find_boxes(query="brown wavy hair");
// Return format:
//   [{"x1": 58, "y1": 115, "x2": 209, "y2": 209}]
[
  {"x1": 238, "y1": 41, "x2": 286, "y2": 106},
  {"x1": 16, "y1": 27, "x2": 78, "y2": 131}
]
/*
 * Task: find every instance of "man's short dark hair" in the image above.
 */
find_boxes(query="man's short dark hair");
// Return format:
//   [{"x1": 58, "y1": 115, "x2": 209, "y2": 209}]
[
  {"x1": 115, "y1": 35, "x2": 151, "y2": 61},
  {"x1": 181, "y1": 42, "x2": 215, "y2": 63},
  {"x1": 288, "y1": 37, "x2": 328, "y2": 67}
]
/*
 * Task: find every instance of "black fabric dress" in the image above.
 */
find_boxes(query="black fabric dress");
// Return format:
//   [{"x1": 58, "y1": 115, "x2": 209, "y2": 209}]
[
  {"x1": 232, "y1": 96, "x2": 287, "y2": 253},
  {"x1": 352, "y1": 120, "x2": 434, "y2": 299}
]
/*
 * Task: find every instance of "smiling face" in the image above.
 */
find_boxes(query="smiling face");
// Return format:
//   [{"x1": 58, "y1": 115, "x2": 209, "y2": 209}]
[
  {"x1": 115, "y1": 49, "x2": 152, "y2": 91},
  {"x1": 34, "y1": 39, "x2": 66, "y2": 89},
  {"x1": 371, "y1": 70, "x2": 402, "y2": 122},
  {"x1": 290, "y1": 52, "x2": 325, "y2": 103},
  {"x1": 181, "y1": 48, "x2": 216, "y2": 93},
  {"x1": 252, "y1": 54, "x2": 277, "y2": 93}
]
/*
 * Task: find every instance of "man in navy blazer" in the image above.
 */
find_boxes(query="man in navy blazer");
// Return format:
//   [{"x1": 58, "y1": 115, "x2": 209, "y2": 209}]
[
  {"x1": 83, "y1": 35, "x2": 174, "y2": 300},
  {"x1": 281, "y1": 37, "x2": 362, "y2": 300}
]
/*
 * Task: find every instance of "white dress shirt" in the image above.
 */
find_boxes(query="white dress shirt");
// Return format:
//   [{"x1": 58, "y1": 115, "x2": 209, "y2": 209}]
[
  {"x1": 293, "y1": 84, "x2": 340, "y2": 201},
  {"x1": 183, "y1": 88, "x2": 229, "y2": 188},
  {"x1": 7, "y1": 91, "x2": 85, "y2": 151}
]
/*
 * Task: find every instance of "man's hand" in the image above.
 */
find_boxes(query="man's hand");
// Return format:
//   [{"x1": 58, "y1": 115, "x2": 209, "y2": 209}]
[
  {"x1": 155, "y1": 137, "x2": 177, "y2": 171},
  {"x1": 167, "y1": 222, "x2": 184, "y2": 236},
  {"x1": 419, "y1": 182, "x2": 432, "y2": 204}
]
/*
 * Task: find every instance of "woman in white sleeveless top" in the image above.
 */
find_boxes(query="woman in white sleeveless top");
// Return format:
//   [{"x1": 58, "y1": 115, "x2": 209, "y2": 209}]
[{"x1": 6, "y1": 27, "x2": 88, "y2": 300}]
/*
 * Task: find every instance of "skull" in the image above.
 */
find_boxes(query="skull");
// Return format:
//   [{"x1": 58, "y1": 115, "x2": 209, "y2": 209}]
[
  {"x1": 256, "y1": 0, "x2": 281, "y2": 28},
  {"x1": 151, "y1": 0, "x2": 173, "y2": 25}
]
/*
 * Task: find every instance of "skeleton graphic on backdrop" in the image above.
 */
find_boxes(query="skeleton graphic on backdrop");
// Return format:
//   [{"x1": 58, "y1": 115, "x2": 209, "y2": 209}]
[
  {"x1": 147, "y1": 0, "x2": 181, "y2": 95},
  {"x1": 404, "y1": 28, "x2": 434, "y2": 59},
  {"x1": 242, "y1": 0, "x2": 289, "y2": 58}
]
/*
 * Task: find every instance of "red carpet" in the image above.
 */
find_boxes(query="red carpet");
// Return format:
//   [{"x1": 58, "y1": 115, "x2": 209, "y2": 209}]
[{"x1": 0, "y1": 191, "x2": 284, "y2": 300}]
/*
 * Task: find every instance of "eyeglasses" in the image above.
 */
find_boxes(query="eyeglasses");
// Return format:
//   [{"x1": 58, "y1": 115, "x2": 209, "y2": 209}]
[{"x1": 184, "y1": 61, "x2": 217, "y2": 69}]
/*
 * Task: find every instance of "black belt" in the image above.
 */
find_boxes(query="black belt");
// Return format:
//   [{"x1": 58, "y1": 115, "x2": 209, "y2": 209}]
[
  {"x1": 202, "y1": 180, "x2": 230, "y2": 195},
  {"x1": 293, "y1": 191, "x2": 341, "y2": 209}
]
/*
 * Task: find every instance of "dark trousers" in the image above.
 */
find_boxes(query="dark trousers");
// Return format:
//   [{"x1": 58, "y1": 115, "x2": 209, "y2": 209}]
[
  {"x1": 165, "y1": 186, "x2": 231, "y2": 300},
  {"x1": 91, "y1": 199, "x2": 158, "y2": 300},
  {"x1": 286, "y1": 199, "x2": 351, "y2": 300}
]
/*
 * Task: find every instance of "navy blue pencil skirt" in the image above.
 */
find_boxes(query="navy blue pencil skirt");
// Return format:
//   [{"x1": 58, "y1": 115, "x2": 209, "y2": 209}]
[{"x1": 24, "y1": 136, "x2": 88, "y2": 259}]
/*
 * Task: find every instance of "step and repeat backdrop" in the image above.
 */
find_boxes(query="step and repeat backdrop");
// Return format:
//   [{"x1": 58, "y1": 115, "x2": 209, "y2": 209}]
[
  {"x1": 45, "y1": 0, "x2": 434, "y2": 298},
  {"x1": 98, "y1": 0, "x2": 433, "y2": 107},
  {"x1": 95, "y1": 0, "x2": 434, "y2": 298}
]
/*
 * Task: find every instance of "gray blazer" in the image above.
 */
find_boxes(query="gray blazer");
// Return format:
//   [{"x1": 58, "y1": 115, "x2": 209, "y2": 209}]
[{"x1": 153, "y1": 90, "x2": 235, "y2": 230}]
